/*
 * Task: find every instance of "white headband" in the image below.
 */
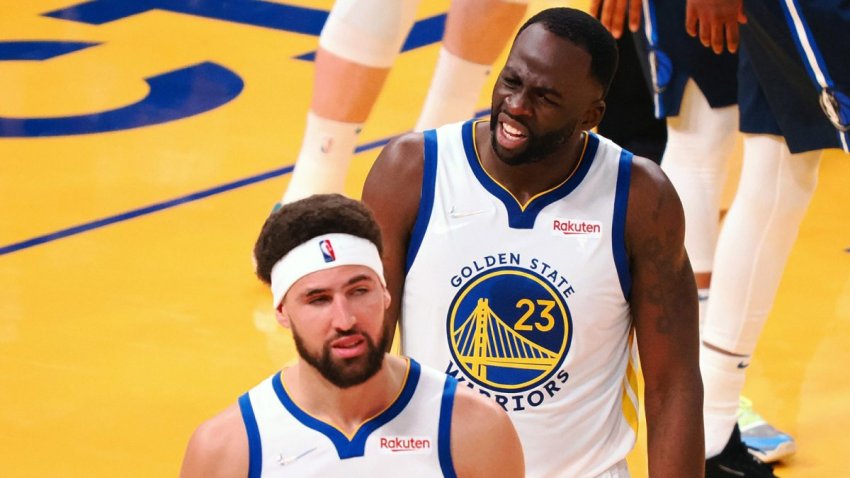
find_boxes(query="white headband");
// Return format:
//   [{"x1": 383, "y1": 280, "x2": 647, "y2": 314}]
[{"x1": 270, "y1": 233, "x2": 385, "y2": 308}]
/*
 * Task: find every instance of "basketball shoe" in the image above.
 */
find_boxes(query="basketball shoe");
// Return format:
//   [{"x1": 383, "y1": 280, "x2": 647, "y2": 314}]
[
  {"x1": 738, "y1": 396, "x2": 796, "y2": 462},
  {"x1": 706, "y1": 425, "x2": 777, "y2": 477}
]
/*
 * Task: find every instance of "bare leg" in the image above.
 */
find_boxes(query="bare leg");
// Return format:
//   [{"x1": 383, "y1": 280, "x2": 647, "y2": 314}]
[
  {"x1": 415, "y1": 0, "x2": 528, "y2": 131},
  {"x1": 281, "y1": 0, "x2": 419, "y2": 204}
]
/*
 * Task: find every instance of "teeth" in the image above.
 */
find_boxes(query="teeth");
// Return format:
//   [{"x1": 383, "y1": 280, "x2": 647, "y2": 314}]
[{"x1": 502, "y1": 122, "x2": 524, "y2": 137}]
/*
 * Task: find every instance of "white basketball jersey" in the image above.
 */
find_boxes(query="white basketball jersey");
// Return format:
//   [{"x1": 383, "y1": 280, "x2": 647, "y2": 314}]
[
  {"x1": 402, "y1": 120, "x2": 639, "y2": 478},
  {"x1": 239, "y1": 358, "x2": 457, "y2": 477}
]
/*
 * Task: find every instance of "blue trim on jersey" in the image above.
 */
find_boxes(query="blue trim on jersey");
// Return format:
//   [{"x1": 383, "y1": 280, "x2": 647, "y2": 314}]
[
  {"x1": 406, "y1": 130, "x2": 439, "y2": 272},
  {"x1": 238, "y1": 393, "x2": 263, "y2": 478},
  {"x1": 437, "y1": 377, "x2": 458, "y2": 478},
  {"x1": 461, "y1": 121, "x2": 600, "y2": 229},
  {"x1": 612, "y1": 150, "x2": 633, "y2": 300},
  {"x1": 271, "y1": 360, "x2": 423, "y2": 459}
]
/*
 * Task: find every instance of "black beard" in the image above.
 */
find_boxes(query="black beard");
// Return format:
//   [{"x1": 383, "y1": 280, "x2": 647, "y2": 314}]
[
  {"x1": 489, "y1": 114, "x2": 571, "y2": 166},
  {"x1": 292, "y1": 326, "x2": 388, "y2": 389}
]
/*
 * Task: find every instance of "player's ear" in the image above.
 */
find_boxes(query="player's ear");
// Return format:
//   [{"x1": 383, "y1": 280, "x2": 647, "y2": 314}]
[
  {"x1": 580, "y1": 99, "x2": 606, "y2": 131},
  {"x1": 383, "y1": 286, "x2": 391, "y2": 310},
  {"x1": 276, "y1": 303, "x2": 291, "y2": 329}
]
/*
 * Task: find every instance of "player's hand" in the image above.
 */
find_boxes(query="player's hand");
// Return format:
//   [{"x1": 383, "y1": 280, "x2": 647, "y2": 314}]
[
  {"x1": 589, "y1": 0, "x2": 642, "y2": 39},
  {"x1": 685, "y1": 0, "x2": 747, "y2": 54}
]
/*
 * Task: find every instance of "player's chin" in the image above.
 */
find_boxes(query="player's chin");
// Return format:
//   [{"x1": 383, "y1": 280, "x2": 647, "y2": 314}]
[{"x1": 495, "y1": 146, "x2": 534, "y2": 166}]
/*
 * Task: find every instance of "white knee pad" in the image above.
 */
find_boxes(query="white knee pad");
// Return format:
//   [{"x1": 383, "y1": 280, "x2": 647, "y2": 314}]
[{"x1": 319, "y1": 0, "x2": 420, "y2": 68}]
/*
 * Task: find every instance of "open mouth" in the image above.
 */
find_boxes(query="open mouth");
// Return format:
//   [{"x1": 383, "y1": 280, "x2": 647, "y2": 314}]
[{"x1": 497, "y1": 116, "x2": 529, "y2": 150}]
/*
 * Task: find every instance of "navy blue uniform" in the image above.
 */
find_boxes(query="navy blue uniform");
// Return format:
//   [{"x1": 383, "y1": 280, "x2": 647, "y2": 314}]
[
  {"x1": 640, "y1": 0, "x2": 849, "y2": 153},
  {"x1": 641, "y1": 0, "x2": 738, "y2": 118},
  {"x1": 739, "y1": 0, "x2": 849, "y2": 152}
]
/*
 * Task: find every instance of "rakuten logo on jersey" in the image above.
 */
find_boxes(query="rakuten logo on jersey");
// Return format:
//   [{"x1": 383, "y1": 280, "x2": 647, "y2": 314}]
[
  {"x1": 378, "y1": 436, "x2": 433, "y2": 455},
  {"x1": 552, "y1": 219, "x2": 602, "y2": 237}
]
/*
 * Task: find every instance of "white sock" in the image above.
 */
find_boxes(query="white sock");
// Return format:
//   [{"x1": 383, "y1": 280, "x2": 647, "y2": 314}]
[
  {"x1": 701, "y1": 344, "x2": 748, "y2": 458},
  {"x1": 414, "y1": 47, "x2": 492, "y2": 131},
  {"x1": 282, "y1": 112, "x2": 363, "y2": 204}
]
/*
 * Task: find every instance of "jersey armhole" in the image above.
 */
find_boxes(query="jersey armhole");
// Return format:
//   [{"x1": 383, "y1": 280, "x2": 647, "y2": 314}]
[
  {"x1": 238, "y1": 393, "x2": 263, "y2": 478},
  {"x1": 438, "y1": 377, "x2": 458, "y2": 478},
  {"x1": 405, "y1": 129, "x2": 439, "y2": 272},
  {"x1": 612, "y1": 150, "x2": 633, "y2": 300}
]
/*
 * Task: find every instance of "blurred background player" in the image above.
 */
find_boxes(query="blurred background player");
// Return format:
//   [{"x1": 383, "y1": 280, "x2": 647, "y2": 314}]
[
  {"x1": 593, "y1": 0, "x2": 849, "y2": 475},
  {"x1": 279, "y1": 0, "x2": 529, "y2": 205},
  {"x1": 691, "y1": 1, "x2": 847, "y2": 475}
]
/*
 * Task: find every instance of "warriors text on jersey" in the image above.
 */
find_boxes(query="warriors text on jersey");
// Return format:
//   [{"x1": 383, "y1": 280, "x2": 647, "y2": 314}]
[
  {"x1": 238, "y1": 358, "x2": 458, "y2": 477},
  {"x1": 402, "y1": 120, "x2": 639, "y2": 477}
]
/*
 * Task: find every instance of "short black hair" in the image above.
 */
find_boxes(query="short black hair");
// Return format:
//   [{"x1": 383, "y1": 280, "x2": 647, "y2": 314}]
[
  {"x1": 517, "y1": 7, "x2": 619, "y2": 97},
  {"x1": 254, "y1": 194, "x2": 383, "y2": 284}
]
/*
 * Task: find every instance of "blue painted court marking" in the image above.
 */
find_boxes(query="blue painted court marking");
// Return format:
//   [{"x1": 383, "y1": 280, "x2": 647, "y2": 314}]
[
  {"x1": 0, "y1": 166, "x2": 288, "y2": 257},
  {"x1": 0, "y1": 109, "x2": 489, "y2": 257},
  {"x1": 45, "y1": 1, "x2": 445, "y2": 59},
  {"x1": 0, "y1": 62, "x2": 244, "y2": 137},
  {"x1": 0, "y1": 41, "x2": 99, "y2": 61},
  {"x1": 44, "y1": 0, "x2": 329, "y2": 36},
  {"x1": 0, "y1": 137, "x2": 388, "y2": 257}
]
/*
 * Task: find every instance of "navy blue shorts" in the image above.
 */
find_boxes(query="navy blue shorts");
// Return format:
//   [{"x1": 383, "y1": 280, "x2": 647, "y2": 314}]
[
  {"x1": 642, "y1": 0, "x2": 738, "y2": 118},
  {"x1": 738, "y1": 0, "x2": 850, "y2": 153}
]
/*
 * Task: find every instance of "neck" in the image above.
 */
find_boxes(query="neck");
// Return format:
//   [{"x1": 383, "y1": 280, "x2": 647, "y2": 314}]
[
  {"x1": 477, "y1": 121, "x2": 586, "y2": 205},
  {"x1": 283, "y1": 355, "x2": 407, "y2": 435}
]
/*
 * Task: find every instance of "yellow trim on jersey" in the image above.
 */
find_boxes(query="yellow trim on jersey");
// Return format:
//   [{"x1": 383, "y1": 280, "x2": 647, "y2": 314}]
[
  {"x1": 471, "y1": 120, "x2": 590, "y2": 212},
  {"x1": 621, "y1": 327, "x2": 640, "y2": 434},
  {"x1": 279, "y1": 356, "x2": 412, "y2": 440}
]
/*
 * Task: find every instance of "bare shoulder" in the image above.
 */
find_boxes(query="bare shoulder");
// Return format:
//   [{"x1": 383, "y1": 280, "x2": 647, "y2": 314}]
[
  {"x1": 451, "y1": 385, "x2": 510, "y2": 424},
  {"x1": 628, "y1": 155, "x2": 678, "y2": 210},
  {"x1": 180, "y1": 403, "x2": 249, "y2": 478},
  {"x1": 362, "y1": 131, "x2": 425, "y2": 202},
  {"x1": 450, "y1": 386, "x2": 525, "y2": 478},
  {"x1": 626, "y1": 155, "x2": 685, "y2": 247},
  {"x1": 362, "y1": 131, "x2": 426, "y2": 235}
]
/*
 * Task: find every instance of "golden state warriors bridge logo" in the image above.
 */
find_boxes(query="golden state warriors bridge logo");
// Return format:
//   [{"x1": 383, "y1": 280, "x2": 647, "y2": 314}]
[{"x1": 447, "y1": 266, "x2": 571, "y2": 393}]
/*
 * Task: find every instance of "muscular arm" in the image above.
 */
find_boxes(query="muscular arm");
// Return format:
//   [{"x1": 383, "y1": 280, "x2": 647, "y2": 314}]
[
  {"x1": 450, "y1": 387, "x2": 525, "y2": 478},
  {"x1": 179, "y1": 404, "x2": 248, "y2": 478},
  {"x1": 626, "y1": 157, "x2": 704, "y2": 477},
  {"x1": 361, "y1": 133, "x2": 425, "y2": 349}
]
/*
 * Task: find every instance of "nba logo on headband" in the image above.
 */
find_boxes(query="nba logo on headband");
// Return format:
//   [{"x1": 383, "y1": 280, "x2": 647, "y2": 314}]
[
  {"x1": 270, "y1": 233, "x2": 386, "y2": 308},
  {"x1": 319, "y1": 239, "x2": 336, "y2": 263}
]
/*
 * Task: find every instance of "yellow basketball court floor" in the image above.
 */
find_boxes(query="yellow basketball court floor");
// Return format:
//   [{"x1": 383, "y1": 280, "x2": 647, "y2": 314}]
[{"x1": 1, "y1": 1, "x2": 848, "y2": 476}]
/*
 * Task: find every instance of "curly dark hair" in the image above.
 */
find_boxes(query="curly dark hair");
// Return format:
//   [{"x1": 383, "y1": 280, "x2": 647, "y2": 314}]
[
  {"x1": 516, "y1": 7, "x2": 619, "y2": 97},
  {"x1": 254, "y1": 194, "x2": 383, "y2": 284}
]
